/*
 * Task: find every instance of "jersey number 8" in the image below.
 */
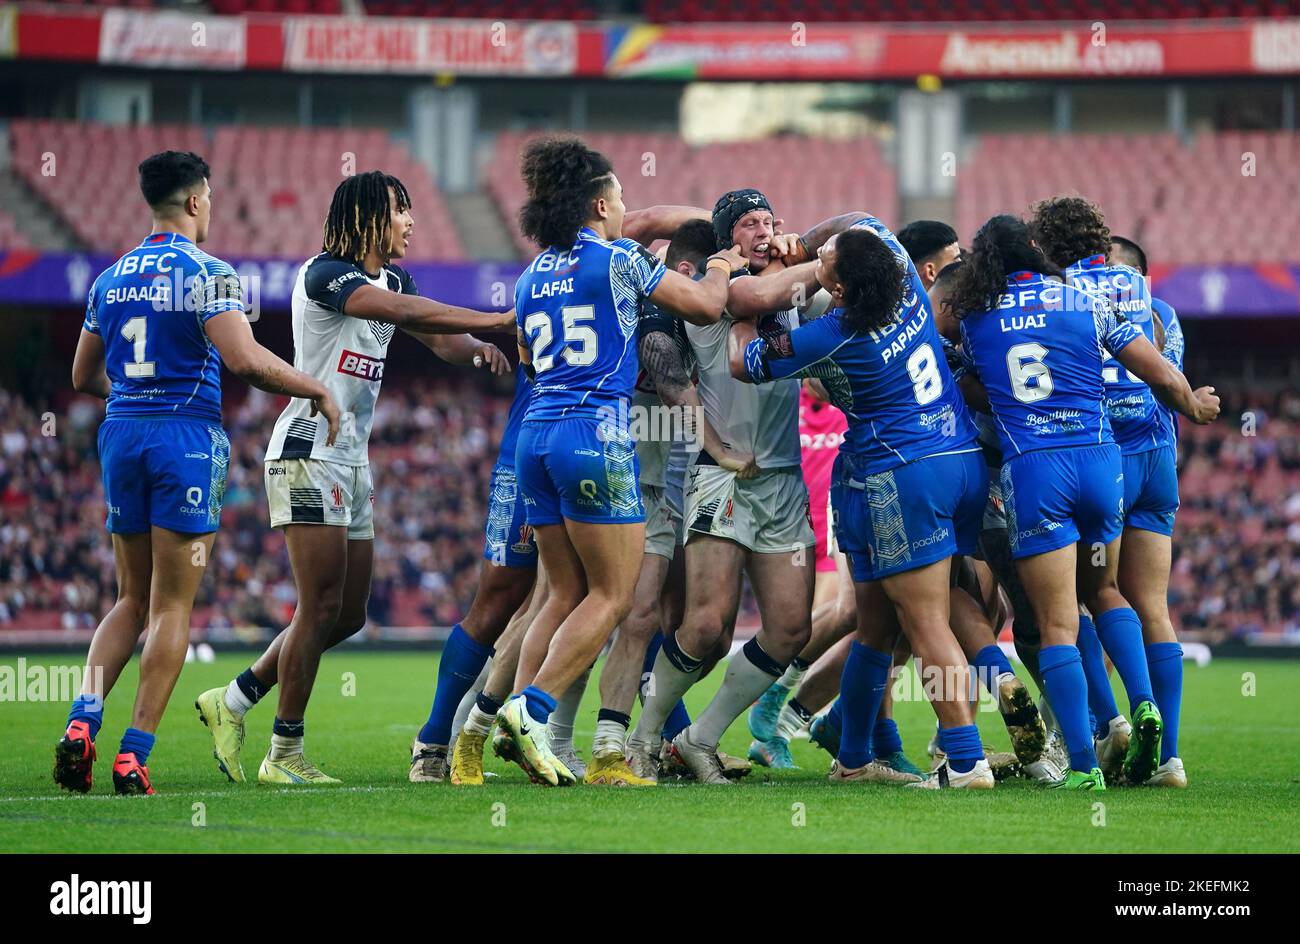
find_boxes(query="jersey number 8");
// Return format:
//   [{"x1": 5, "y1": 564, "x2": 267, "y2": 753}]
[
  {"x1": 906, "y1": 343, "x2": 943, "y2": 406},
  {"x1": 523, "y1": 306, "x2": 599, "y2": 374}
]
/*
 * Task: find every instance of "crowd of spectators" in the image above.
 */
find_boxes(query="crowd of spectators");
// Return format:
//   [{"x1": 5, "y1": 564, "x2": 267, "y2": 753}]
[{"x1": 1, "y1": 377, "x2": 1297, "y2": 647}]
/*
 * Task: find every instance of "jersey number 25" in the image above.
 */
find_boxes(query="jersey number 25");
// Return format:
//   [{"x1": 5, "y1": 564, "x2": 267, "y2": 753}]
[{"x1": 523, "y1": 306, "x2": 598, "y2": 374}]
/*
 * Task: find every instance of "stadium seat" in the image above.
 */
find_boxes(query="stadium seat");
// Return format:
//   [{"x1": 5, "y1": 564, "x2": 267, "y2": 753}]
[{"x1": 6, "y1": 120, "x2": 463, "y2": 261}]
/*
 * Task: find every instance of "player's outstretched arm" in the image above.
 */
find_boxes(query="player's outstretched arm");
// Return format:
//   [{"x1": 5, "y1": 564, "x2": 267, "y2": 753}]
[
  {"x1": 204, "y1": 310, "x2": 342, "y2": 445},
  {"x1": 639, "y1": 331, "x2": 757, "y2": 479},
  {"x1": 622, "y1": 205, "x2": 710, "y2": 248},
  {"x1": 402, "y1": 327, "x2": 511, "y2": 375},
  {"x1": 1115, "y1": 333, "x2": 1219, "y2": 425},
  {"x1": 344, "y1": 285, "x2": 516, "y2": 335},
  {"x1": 726, "y1": 260, "x2": 821, "y2": 321},
  {"x1": 71, "y1": 330, "x2": 111, "y2": 400},
  {"x1": 647, "y1": 244, "x2": 748, "y2": 325}
]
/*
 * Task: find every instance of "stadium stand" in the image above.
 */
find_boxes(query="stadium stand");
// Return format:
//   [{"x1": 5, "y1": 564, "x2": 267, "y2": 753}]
[
  {"x1": 486, "y1": 131, "x2": 899, "y2": 257},
  {"x1": 956, "y1": 131, "x2": 1300, "y2": 264},
  {"x1": 1, "y1": 376, "x2": 1296, "y2": 644},
  {"x1": 6, "y1": 120, "x2": 464, "y2": 261}
]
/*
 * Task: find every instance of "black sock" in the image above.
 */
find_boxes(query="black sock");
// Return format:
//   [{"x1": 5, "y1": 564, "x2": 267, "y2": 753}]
[{"x1": 236, "y1": 668, "x2": 270, "y2": 704}]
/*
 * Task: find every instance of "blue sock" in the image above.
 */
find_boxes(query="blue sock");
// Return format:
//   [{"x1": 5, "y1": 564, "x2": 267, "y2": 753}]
[
  {"x1": 1088, "y1": 708, "x2": 1100, "y2": 740},
  {"x1": 826, "y1": 698, "x2": 843, "y2": 737},
  {"x1": 1146, "y1": 642, "x2": 1183, "y2": 762},
  {"x1": 1094, "y1": 607, "x2": 1154, "y2": 714},
  {"x1": 67, "y1": 694, "x2": 103, "y2": 741},
  {"x1": 419, "y1": 623, "x2": 492, "y2": 745},
  {"x1": 662, "y1": 700, "x2": 691, "y2": 742},
  {"x1": 939, "y1": 724, "x2": 983, "y2": 774},
  {"x1": 521, "y1": 685, "x2": 556, "y2": 725},
  {"x1": 837, "y1": 642, "x2": 892, "y2": 769},
  {"x1": 118, "y1": 727, "x2": 155, "y2": 766},
  {"x1": 1076, "y1": 613, "x2": 1120, "y2": 730},
  {"x1": 872, "y1": 716, "x2": 903, "y2": 756},
  {"x1": 972, "y1": 644, "x2": 1015, "y2": 698},
  {"x1": 1039, "y1": 644, "x2": 1098, "y2": 772}
]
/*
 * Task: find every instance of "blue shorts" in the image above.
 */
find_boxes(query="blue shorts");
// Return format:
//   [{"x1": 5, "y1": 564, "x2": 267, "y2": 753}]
[
  {"x1": 516, "y1": 417, "x2": 644, "y2": 526},
  {"x1": 831, "y1": 449, "x2": 986, "y2": 583},
  {"x1": 482, "y1": 463, "x2": 538, "y2": 568},
  {"x1": 1122, "y1": 446, "x2": 1179, "y2": 536},
  {"x1": 98, "y1": 417, "x2": 230, "y2": 535},
  {"x1": 1002, "y1": 443, "x2": 1124, "y2": 559}
]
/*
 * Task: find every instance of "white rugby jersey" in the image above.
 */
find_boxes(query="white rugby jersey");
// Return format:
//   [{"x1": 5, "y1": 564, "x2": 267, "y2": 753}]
[
  {"x1": 686, "y1": 290, "x2": 801, "y2": 472},
  {"x1": 265, "y1": 253, "x2": 417, "y2": 467}
]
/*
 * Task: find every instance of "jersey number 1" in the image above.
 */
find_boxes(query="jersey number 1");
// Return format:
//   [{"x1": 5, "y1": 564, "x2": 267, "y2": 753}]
[{"x1": 121, "y1": 316, "x2": 156, "y2": 379}]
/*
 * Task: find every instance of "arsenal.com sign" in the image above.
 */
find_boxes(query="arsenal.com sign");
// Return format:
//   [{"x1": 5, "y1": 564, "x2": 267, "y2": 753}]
[
  {"x1": 938, "y1": 32, "x2": 1165, "y2": 76},
  {"x1": 282, "y1": 17, "x2": 576, "y2": 75}
]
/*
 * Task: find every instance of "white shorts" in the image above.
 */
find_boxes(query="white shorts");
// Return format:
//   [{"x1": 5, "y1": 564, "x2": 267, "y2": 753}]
[
  {"x1": 642, "y1": 483, "x2": 681, "y2": 561},
  {"x1": 684, "y1": 465, "x2": 814, "y2": 554},
  {"x1": 265, "y1": 458, "x2": 375, "y2": 540}
]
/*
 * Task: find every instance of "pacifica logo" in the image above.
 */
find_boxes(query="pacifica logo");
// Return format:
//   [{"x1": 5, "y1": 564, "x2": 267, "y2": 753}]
[{"x1": 49, "y1": 874, "x2": 152, "y2": 924}]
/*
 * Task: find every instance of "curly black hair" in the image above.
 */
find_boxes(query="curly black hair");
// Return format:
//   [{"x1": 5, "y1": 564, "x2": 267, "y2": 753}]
[
  {"x1": 518, "y1": 136, "x2": 615, "y2": 250},
  {"x1": 944, "y1": 215, "x2": 1062, "y2": 320},
  {"x1": 834, "y1": 228, "x2": 910, "y2": 333},
  {"x1": 1029, "y1": 195, "x2": 1111, "y2": 268}
]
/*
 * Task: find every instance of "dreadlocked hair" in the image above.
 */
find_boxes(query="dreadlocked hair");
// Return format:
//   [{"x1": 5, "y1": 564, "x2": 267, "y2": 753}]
[
  {"x1": 835, "y1": 228, "x2": 910, "y2": 334},
  {"x1": 322, "y1": 171, "x2": 410, "y2": 266},
  {"x1": 518, "y1": 136, "x2": 615, "y2": 250},
  {"x1": 1029, "y1": 195, "x2": 1111, "y2": 268},
  {"x1": 945, "y1": 215, "x2": 1062, "y2": 321}
]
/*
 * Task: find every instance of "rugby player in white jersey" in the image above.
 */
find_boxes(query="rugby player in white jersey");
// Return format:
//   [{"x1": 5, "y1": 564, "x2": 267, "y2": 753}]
[
  {"x1": 591, "y1": 219, "x2": 760, "y2": 783},
  {"x1": 630, "y1": 191, "x2": 865, "y2": 783},
  {"x1": 195, "y1": 172, "x2": 513, "y2": 784}
]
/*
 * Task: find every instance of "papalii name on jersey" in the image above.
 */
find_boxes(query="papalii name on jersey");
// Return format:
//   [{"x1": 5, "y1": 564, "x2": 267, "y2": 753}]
[{"x1": 337, "y1": 349, "x2": 385, "y2": 381}]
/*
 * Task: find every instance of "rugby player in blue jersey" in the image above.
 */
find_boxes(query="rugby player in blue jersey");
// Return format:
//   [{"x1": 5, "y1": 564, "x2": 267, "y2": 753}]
[
  {"x1": 1105, "y1": 233, "x2": 1189, "y2": 787},
  {"x1": 949, "y1": 215, "x2": 1218, "y2": 789},
  {"x1": 731, "y1": 215, "x2": 997, "y2": 789},
  {"x1": 495, "y1": 137, "x2": 745, "y2": 786},
  {"x1": 56, "y1": 151, "x2": 341, "y2": 795},
  {"x1": 194, "y1": 172, "x2": 513, "y2": 785},
  {"x1": 1033, "y1": 198, "x2": 1190, "y2": 785}
]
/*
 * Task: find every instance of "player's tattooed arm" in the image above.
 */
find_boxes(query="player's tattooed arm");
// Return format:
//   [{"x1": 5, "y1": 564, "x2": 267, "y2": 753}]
[
  {"x1": 403, "y1": 327, "x2": 511, "y2": 375},
  {"x1": 71, "y1": 330, "x2": 111, "y2": 400},
  {"x1": 204, "y1": 310, "x2": 342, "y2": 445},
  {"x1": 622, "y1": 205, "x2": 710, "y2": 248},
  {"x1": 791, "y1": 212, "x2": 871, "y2": 262},
  {"x1": 344, "y1": 285, "x2": 516, "y2": 335},
  {"x1": 640, "y1": 331, "x2": 757, "y2": 479}
]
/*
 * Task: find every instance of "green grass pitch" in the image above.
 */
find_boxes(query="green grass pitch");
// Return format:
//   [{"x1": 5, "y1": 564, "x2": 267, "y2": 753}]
[{"x1": 1, "y1": 652, "x2": 1297, "y2": 853}]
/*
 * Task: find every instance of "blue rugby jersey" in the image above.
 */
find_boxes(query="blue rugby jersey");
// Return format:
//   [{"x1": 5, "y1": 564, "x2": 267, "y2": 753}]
[
  {"x1": 959, "y1": 271, "x2": 1142, "y2": 459},
  {"x1": 742, "y1": 215, "x2": 978, "y2": 474},
  {"x1": 515, "y1": 227, "x2": 666, "y2": 423},
  {"x1": 1152, "y1": 296, "x2": 1184, "y2": 439},
  {"x1": 83, "y1": 232, "x2": 243, "y2": 423},
  {"x1": 1067, "y1": 254, "x2": 1170, "y2": 454}
]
